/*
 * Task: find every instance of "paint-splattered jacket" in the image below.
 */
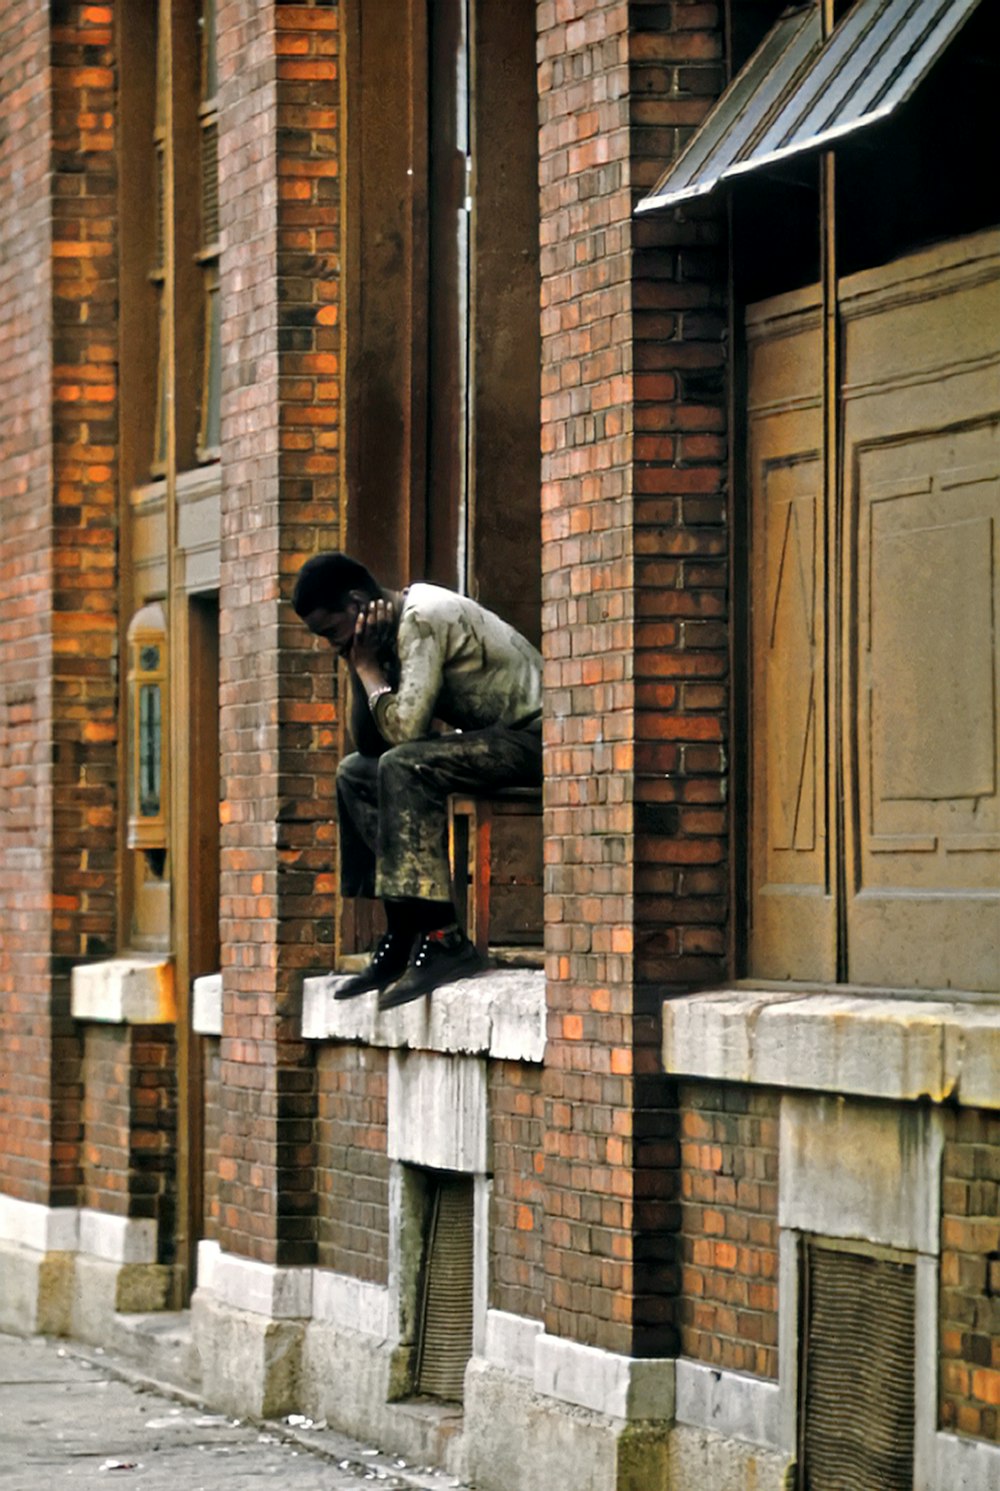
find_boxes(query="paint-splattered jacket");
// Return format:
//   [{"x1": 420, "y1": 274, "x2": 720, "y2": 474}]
[{"x1": 368, "y1": 583, "x2": 542, "y2": 746}]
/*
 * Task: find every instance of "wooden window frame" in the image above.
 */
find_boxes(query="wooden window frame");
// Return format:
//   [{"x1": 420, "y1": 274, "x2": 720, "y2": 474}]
[{"x1": 195, "y1": 0, "x2": 220, "y2": 465}]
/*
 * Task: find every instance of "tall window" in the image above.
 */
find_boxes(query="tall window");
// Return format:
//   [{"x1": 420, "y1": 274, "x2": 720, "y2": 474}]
[
  {"x1": 121, "y1": 0, "x2": 224, "y2": 955},
  {"x1": 150, "y1": 0, "x2": 220, "y2": 474},
  {"x1": 152, "y1": 16, "x2": 169, "y2": 474},
  {"x1": 197, "y1": 0, "x2": 220, "y2": 461}
]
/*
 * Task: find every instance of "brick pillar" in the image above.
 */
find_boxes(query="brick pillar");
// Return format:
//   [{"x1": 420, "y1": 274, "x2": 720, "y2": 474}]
[
  {"x1": 215, "y1": 0, "x2": 341, "y2": 1267},
  {"x1": 0, "y1": 0, "x2": 119, "y2": 1211},
  {"x1": 940, "y1": 1109, "x2": 1000, "y2": 1440},
  {"x1": 538, "y1": 0, "x2": 727, "y2": 1357}
]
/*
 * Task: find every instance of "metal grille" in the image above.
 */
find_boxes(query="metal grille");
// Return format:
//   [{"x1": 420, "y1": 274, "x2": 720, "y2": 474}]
[
  {"x1": 416, "y1": 1175, "x2": 474, "y2": 1402},
  {"x1": 201, "y1": 118, "x2": 219, "y2": 247},
  {"x1": 801, "y1": 1242, "x2": 915, "y2": 1491}
]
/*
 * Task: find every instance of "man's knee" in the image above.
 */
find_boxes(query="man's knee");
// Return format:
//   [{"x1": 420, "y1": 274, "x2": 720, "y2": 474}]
[
  {"x1": 375, "y1": 740, "x2": 427, "y2": 787},
  {"x1": 337, "y1": 751, "x2": 377, "y2": 790}
]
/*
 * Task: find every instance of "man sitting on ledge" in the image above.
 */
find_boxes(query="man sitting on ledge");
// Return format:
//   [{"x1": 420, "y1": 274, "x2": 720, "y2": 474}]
[{"x1": 293, "y1": 551, "x2": 543, "y2": 1010}]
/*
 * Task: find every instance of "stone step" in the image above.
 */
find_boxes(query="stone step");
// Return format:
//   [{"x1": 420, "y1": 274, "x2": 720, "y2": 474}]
[{"x1": 108, "y1": 1309, "x2": 201, "y2": 1395}]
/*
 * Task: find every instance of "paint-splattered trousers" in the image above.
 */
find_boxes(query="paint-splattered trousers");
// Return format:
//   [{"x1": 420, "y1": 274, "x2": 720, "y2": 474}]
[{"x1": 336, "y1": 723, "x2": 543, "y2": 903}]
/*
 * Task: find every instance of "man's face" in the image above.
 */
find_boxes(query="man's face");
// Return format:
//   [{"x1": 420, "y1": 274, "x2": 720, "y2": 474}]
[{"x1": 304, "y1": 603, "x2": 358, "y2": 658}]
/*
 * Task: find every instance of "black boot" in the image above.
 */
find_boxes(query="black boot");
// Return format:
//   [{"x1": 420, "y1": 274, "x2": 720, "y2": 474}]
[
  {"x1": 378, "y1": 926, "x2": 484, "y2": 1010},
  {"x1": 333, "y1": 928, "x2": 415, "y2": 1000}
]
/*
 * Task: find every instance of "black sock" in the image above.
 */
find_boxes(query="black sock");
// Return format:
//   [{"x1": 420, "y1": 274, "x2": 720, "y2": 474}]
[
  {"x1": 388, "y1": 897, "x2": 456, "y2": 935},
  {"x1": 384, "y1": 899, "x2": 417, "y2": 937}
]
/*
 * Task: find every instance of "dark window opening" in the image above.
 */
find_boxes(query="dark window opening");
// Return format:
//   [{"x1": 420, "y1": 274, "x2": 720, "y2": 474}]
[
  {"x1": 726, "y1": 0, "x2": 792, "y2": 76},
  {"x1": 836, "y1": 2, "x2": 1000, "y2": 278},
  {"x1": 732, "y1": 166, "x2": 822, "y2": 304}
]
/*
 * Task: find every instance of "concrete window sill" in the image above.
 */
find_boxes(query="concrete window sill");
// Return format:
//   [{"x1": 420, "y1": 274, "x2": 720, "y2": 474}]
[
  {"x1": 192, "y1": 973, "x2": 222, "y2": 1036},
  {"x1": 301, "y1": 967, "x2": 546, "y2": 1063},
  {"x1": 662, "y1": 987, "x2": 1000, "y2": 1108},
  {"x1": 71, "y1": 956, "x2": 176, "y2": 1025}
]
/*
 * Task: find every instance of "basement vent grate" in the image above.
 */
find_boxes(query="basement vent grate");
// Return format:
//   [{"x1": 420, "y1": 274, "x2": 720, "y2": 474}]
[
  {"x1": 800, "y1": 1240, "x2": 915, "y2": 1491},
  {"x1": 416, "y1": 1173, "x2": 475, "y2": 1402},
  {"x1": 201, "y1": 119, "x2": 219, "y2": 246}
]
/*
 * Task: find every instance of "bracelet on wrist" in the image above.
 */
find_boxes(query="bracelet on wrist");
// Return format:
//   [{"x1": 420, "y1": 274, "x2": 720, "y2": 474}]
[{"x1": 367, "y1": 684, "x2": 392, "y2": 713}]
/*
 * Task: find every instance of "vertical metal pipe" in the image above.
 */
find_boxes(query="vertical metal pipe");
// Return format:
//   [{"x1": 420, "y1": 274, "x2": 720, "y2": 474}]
[{"x1": 165, "y1": 0, "x2": 202, "y2": 1305}]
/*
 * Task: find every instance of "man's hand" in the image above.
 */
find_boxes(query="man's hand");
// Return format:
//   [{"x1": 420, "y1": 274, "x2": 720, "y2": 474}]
[{"x1": 350, "y1": 597, "x2": 395, "y2": 696}]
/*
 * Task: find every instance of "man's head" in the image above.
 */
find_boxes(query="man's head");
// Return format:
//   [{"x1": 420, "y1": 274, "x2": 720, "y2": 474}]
[{"x1": 292, "y1": 551, "x2": 382, "y2": 657}]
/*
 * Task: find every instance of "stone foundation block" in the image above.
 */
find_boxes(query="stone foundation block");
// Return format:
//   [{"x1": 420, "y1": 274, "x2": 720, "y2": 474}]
[
  {"x1": 302, "y1": 1320, "x2": 464, "y2": 1478},
  {"x1": 464, "y1": 1359, "x2": 671, "y2": 1491},
  {"x1": 669, "y1": 1423, "x2": 794, "y2": 1491},
  {"x1": 70, "y1": 1254, "x2": 173, "y2": 1344},
  {"x1": 191, "y1": 1290, "x2": 305, "y2": 1419},
  {"x1": 0, "y1": 1241, "x2": 75, "y2": 1337}
]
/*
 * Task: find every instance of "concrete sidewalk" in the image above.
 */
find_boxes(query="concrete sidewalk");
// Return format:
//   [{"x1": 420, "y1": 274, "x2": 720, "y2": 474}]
[{"x1": 0, "y1": 1333, "x2": 472, "y2": 1491}]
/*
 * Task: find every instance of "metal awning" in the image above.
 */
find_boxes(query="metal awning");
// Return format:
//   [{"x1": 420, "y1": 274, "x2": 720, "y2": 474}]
[{"x1": 636, "y1": 0, "x2": 983, "y2": 214}]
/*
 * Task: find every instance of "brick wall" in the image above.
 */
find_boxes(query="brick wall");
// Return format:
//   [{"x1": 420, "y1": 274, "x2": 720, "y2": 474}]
[
  {"x1": 82, "y1": 1024, "x2": 177, "y2": 1260},
  {"x1": 82, "y1": 1027, "x2": 131, "y2": 1218},
  {"x1": 940, "y1": 1108, "x2": 1000, "y2": 1442},
  {"x1": 202, "y1": 1036, "x2": 221, "y2": 1241},
  {"x1": 50, "y1": 0, "x2": 120, "y2": 959},
  {"x1": 489, "y1": 1061, "x2": 546, "y2": 1321},
  {"x1": 0, "y1": 0, "x2": 56, "y2": 1210},
  {"x1": 49, "y1": 1, "x2": 121, "y2": 1216},
  {"x1": 0, "y1": 0, "x2": 120, "y2": 1209},
  {"x1": 677, "y1": 1082, "x2": 779, "y2": 1379},
  {"x1": 215, "y1": 0, "x2": 341, "y2": 1265},
  {"x1": 627, "y1": 12, "x2": 729, "y2": 1365},
  {"x1": 129, "y1": 1027, "x2": 177, "y2": 1258},
  {"x1": 537, "y1": 0, "x2": 727, "y2": 1355},
  {"x1": 316, "y1": 1046, "x2": 389, "y2": 1282}
]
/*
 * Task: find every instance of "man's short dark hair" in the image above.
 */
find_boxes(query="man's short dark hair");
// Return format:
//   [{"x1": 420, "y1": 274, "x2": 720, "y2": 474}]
[{"x1": 292, "y1": 552, "x2": 381, "y2": 617}]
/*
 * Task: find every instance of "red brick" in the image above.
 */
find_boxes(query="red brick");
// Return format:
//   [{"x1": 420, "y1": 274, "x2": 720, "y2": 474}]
[
  {"x1": 0, "y1": 0, "x2": 119, "y2": 1207},
  {"x1": 940, "y1": 1111, "x2": 1000, "y2": 1441}
]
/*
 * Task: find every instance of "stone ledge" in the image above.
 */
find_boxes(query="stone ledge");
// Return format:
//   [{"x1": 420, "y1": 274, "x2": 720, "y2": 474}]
[
  {"x1": 71, "y1": 956, "x2": 176, "y2": 1025},
  {"x1": 78, "y1": 1209, "x2": 157, "y2": 1265},
  {"x1": 662, "y1": 988, "x2": 1000, "y2": 1108},
  {"x1": 312, "y1": 1267, "x2": 390, "y2": 1339},
  {"x1": 674, "y1": 1359, "x2": 784, "y2": 1452},
  {"x1": 484, "y1": 1309, "x2": 542, "y2": 1381},
  {"x1": 534, "y1": 1332, "x2": 675, "y2": 1421},
  {"x1": 205, "y1": 1246, "x2": 313, "y2": 1320},
  {"x1": 198, "y1": 1246, "x2": 392, "y2": 1339},
  {"x1": 930, "y1": 1430, "x2": 1000, "y2": 1491},
  {"x1": 0, "y1": 1198, "x2": 157, "y2": 1264},
  {"x1": 302, "y1": 967, "x2": 546, "y2": 1062},
  {"x1": 0, "y1": 1194, "x2": 79, "y2": 1252},
  {"x1": 192, "y1": 973, "x2": 222, "y2": 1036}
]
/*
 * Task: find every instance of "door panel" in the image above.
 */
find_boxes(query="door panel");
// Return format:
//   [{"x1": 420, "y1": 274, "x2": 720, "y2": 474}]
[
  {"x1": 747, "y1": 297, "x2": 836, "y2": 980},
  {"x1": 841, "y1": 235, "x2": 1000, "y2": 993},
  {"x1": 746, "y1": 232, "x2": 1000, "y2": 992},
  {"x1": 849, "y1": 421, "x2": 1000, "y2": 990}
]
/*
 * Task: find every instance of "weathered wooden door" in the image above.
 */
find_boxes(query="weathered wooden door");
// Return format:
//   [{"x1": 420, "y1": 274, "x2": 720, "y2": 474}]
[
  {"x1": 841, "y1": 236, "x2": 1000, "y2": 992},
  {"x1": 747, "y1": 232, "x2": 1000, "y2": 992},
  {"x1": 747, "y1": 288, "x2": 835, "y2": 981}
]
